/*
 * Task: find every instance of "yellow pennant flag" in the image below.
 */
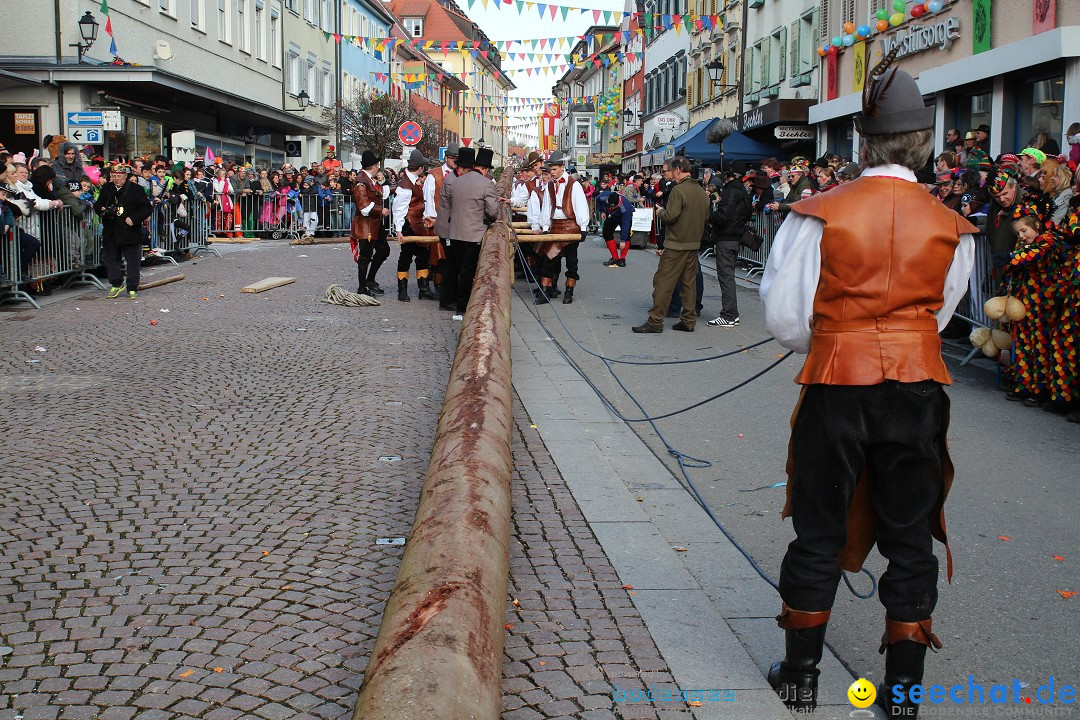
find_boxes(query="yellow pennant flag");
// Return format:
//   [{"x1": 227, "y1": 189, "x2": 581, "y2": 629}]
[{"x1": 853, "y1": 41, "x2": 866, "y2": 93}]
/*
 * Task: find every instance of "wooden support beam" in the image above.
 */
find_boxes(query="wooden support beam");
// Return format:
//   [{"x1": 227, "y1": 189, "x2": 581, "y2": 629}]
[
  {"x1": 137, "y1": 274, "x2": 185, "y2": 291},
  {"x1": 241, "y1": 277, "x2": 296, "y2": 293}
]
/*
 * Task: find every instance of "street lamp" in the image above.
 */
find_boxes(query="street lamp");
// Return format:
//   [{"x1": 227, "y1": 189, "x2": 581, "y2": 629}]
[
  {"x1": 70, "y1": 11, "x2": 99, "y2": 64},
  {"x1": 477, "y1": 138, "x2": 486, "y2": 149},
  {"x1": 285, "y1": 89, "x2": 310, "y2": 112},
  {"x1": 622, "y1": 108, "x2": 639, "y2": 129},
  {"x1": 706, "y1": 58, "x2": 738, "y2": 91}
]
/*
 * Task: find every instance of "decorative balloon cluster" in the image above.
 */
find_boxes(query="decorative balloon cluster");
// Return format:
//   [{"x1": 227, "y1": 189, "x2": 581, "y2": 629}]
[
  {"x1": 594, "y1": 69, "x2": 622, "y2": 142},
  {"x1": 817, "y1": 0, "x2": 947, "y2": 57}
]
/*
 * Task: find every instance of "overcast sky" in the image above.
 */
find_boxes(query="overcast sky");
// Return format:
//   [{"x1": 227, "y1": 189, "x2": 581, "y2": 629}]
[{"x1": 458, "y1": 0, "x2": 626, "y2": 101}]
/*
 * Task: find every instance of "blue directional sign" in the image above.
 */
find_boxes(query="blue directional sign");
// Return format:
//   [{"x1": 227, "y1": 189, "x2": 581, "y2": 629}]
[
  {"x1": 67, "y1": 112, "x2": 104, "y2": 126},
  {"x1": 69, "y1": 128, "x2": 103, "y2": 144}
]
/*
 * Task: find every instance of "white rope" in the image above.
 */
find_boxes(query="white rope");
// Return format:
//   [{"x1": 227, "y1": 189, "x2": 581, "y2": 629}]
[{"x1": 321, "y1": 284, "x2": 381, "y2": 307}]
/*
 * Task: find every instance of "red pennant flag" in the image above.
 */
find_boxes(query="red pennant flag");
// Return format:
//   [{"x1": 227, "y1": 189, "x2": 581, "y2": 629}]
[
  {"x1": 481, "y1": 50, "x2": 489, "y2": 58},
  {"x1": 333, "y1": 33, "x2": 341, "y2": 43}
]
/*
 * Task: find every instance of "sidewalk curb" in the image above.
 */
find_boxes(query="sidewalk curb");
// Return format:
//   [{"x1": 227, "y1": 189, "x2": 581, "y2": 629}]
[{"x1": 509, "y1": 292, "x2": 886, "y2": 719}]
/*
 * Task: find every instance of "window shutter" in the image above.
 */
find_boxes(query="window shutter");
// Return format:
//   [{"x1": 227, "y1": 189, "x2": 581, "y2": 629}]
[
  {"x1": 790, "y1": 20, "x2": 799, "y2": 78},
  {"x1": 779, "y1": 26, "x2": 787, "y2": 82},
  {"x1": 819, "y1": 0, "x2": 829, "y2": 41},
  {"x1": 687, "y1": 74, "x2": 695, "y2": 108},
  {"x1": 761, "y1": 39, "x2": 770, "y2": 87}
]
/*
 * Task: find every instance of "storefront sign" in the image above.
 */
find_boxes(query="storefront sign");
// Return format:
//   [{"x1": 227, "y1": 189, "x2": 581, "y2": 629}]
[
  {"x1": 622, "y1": 137, "x2": 639, "y2": 154},
  {"x1": 654, "y1": 113, "x2": 681, "y2": 129},
  {"x1": 589, "y1": 153, "x2": 621, "y2": 165},
  {"x1": 102, "y1": 110, "x2": 122, "y2": 131},
  {"x1": 739, "y1": 100, "x2": 815, "y2": 132},
  {"x1": 774, "y1": 125, "x2": 814, "y2": 141},
  {"x1": 742, "y1": 108, "x2": 765, "y2": 131},
  {"x1": 879, "y1": 17, "x2": 961, "y2": 59},
  {"x1": 13, "y1": 112, "x2": 35, "y2": 135}
]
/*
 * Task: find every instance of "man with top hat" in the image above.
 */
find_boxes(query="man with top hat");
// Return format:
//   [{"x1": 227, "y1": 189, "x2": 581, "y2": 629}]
[
  {"x1": 438, "y1": 146, "x2": 500, "y2": 313},
  {"x1": 431, "y1": 142, "x2": 459, "y2": 307},
  {"x1": 392, "y1": 149, "x2": 439, "y2": 302},
  {"x1": 350, "y1": 150, "x2": 391, "y2": 295},
  {"x1": 533, "y1": 151, "x2": 588, "y2": 305},
  {"x1": 760, "y1": 51, "x2": 979, "y2": 718},
  {"x1": 94, "y1": 161, "x2": 153, "y2": 299},
  {"x1": 321, "y1": 145, "x2": 342, "y2": 173}
]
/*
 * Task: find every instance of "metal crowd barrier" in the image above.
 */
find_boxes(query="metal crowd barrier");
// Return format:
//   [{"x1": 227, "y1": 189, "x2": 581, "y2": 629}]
[
  {"x1": 955, "y1": 233, "x2": 997, "y2": 365},
  {"x1": 149, "y1": 195, "x2": 219, "y2": 262},
  {"x1": 737, "y1": 211, "x2": 783, "y2": 279},
  {"x1": 209, "y1": 191, "x2": 355, "y2": 240},
  {"x1": 1, "y1": 207, "x2": 106, "y2": 310}
]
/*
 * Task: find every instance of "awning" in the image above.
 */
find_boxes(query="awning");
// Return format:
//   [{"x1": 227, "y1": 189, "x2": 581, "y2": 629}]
[
  {"x1": 0, "y1": 68, "x2": 42, "y2": 90},
  {"x1": 12, "y1": 65, "x2": 327, "y2": 136},
  {"x1": 665, "y1": 119, "x2": 786, "y2": 164}
]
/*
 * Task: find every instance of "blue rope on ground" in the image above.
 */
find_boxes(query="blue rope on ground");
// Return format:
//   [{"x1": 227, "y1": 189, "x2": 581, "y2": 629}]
[{"x1": 510, "y1": 237, "x2": 877, "y2": 599}]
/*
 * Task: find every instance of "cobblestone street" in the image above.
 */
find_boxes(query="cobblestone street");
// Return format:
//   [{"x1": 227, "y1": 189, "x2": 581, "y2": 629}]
[{"x1": 1, "y1": 243, "x2": 694, "y2": 720}]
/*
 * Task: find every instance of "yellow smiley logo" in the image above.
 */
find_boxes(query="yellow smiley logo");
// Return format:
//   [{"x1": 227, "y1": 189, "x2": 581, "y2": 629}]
[{"x1": 847, "y1": 678, "x2": 877, "y2": 708}]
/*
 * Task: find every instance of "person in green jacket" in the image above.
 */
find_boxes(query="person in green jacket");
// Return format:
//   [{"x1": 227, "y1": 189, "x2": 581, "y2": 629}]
[{"x1": 633, "y1": 156, "x2": 710, "y2": 333}]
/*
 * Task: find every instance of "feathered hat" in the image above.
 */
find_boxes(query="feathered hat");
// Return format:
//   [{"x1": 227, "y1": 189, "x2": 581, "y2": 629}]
[{"x1": 855, "y1": 47, "x2": 935, "y2": 136}]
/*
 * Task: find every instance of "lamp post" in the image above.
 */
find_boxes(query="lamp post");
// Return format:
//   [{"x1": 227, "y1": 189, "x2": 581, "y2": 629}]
[
  {"x1": 622, "y1": 108, "x2": 639, "y2": 129},
  {"x1": 70, "y1": 11, "x2": 99, "y2": 64},
  {"x1": 707, "y1": 58, "x2": 738, "y2": 91},
  {"x1": 285, "y1": 89, "x2": 310, "y2": 112}
]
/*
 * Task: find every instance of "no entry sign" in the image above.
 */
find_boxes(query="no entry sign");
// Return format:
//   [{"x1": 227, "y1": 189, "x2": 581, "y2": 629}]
[{"x1": 399, "y1": 121, "x2": 423, "y2": 146}]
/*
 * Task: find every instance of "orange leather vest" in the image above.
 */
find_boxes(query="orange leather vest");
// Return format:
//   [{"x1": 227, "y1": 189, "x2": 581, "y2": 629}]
[
  {"x1": 398, "y1": 172, "x2": 433, "y2": 236},
  {"x1": 547, "y1": 176, "x2": 578, "y2": 225},
  {"x1": 790, "y1": 177, "x2": 980, "y2": 386},
  {"x1": 351, "y1": 173, "x2": 382, "y2": 241}
]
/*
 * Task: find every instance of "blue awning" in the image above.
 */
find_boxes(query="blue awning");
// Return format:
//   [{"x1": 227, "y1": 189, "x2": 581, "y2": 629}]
[{"x1": 666, "y1": 119, "x2": 787, "y2": 164}]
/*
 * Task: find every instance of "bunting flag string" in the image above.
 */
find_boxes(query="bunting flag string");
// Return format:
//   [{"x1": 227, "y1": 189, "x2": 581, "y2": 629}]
[
  {"x1": 327, "y1": 14, "x2": 723, "y2": 51},
  {"x1": 99, "y1": 0, "x2": 119, "y2": 56}
]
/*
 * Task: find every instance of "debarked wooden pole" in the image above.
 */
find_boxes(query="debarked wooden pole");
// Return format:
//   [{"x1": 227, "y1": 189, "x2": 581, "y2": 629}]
[{"x1": 352, "y1": 173, "x2": 515, "y2": 720}]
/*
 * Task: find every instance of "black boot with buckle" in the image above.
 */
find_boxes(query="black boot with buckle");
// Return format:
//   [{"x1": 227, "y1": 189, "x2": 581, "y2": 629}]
[
  {"x1": 767, "y1": 605, "x2": 830, "y2": 711},
  {"x1": 877, "y1": 618, "x2": 942, "y2": 719}
]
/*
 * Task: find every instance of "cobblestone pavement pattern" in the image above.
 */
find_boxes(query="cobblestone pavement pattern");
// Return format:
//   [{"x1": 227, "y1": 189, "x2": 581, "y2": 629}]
[
  {"x1": 1, "y1": 242, "x2": 696, "y2": 720},
  {"x1": 0, "y1": 244, "x2": 452, "y2": 720}
]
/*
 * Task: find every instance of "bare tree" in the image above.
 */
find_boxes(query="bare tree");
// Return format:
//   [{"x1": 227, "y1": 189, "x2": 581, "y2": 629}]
[{"x1": 330, "y1": 90, "x2": 443, "y2": 165}]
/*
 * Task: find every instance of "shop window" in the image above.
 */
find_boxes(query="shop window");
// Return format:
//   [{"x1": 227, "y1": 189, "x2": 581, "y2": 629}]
[
  {"x1": 106, "y1": 117, "x2": 163, "y2": 159},
  {"x1": 1018, "y1": 75, "x2": 1065, "y2": 153}
]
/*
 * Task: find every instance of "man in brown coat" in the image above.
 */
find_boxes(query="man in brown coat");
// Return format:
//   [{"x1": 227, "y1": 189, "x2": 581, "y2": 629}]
[
  {"x1": 632, "y1": 156, "x2": 709, "y2": 333},
  {"x1": 438, "y1": 147, "x2": 500, "y2": 312},
  {"x1": 350, "y1": 150, "x2": 391, "y2": 294}
]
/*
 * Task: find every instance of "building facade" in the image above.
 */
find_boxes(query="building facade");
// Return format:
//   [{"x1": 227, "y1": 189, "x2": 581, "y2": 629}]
[
  {"x1": 0, "y1": 0, "x2": 323, "y2": 164},
  {"x1": 620, "y1": 2, "x2": 645, "y2": 174},
  {"x1": 281, "y1": 0, "x2": 341, "y2": 164},
  {"x1": 811, "y1": 0, "x2": 1080, "y2": 161},
  {"x1": 687, "y1": 0, "x2": 740, "y2": 128},
  {"x1": 552, "y1": 26, "x2": 618, "y2": 173},
  {"x1": 389, "y1": 0, "x2": 514, "y2": 166},
  {"x1": 738, "y1": 0, "x2": 818, "y2": 158},
  {"x1": 640, "y1": 0, "x2": 690, "y2": 169}
]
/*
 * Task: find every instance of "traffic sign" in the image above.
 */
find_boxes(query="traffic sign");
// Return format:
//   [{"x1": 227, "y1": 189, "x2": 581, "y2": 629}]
[
  {"x1": 102, "y1": 111, "x2": 122, "y2": 131},
  {"x1": 438, "y1": 146, "x2": 447, "y2": 162},
  {"x1": 69, "y1": 128, "x2": 103, "y2": 144},
  {"x1": 67, "y1": 111, "x2": 103, "y2": 126},
  {"x1": 399, "y1": 121, "x2": 422, "y2": 146}
]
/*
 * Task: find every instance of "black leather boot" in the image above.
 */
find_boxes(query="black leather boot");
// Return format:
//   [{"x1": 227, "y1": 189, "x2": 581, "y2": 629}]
[
  {"x1": 397, "y1": 278, "x2": 410, "y2": 302},
  {"x1": 562, "y1": 286, "x2": 574, "y2": 304},
  {"x1": 767, "y1": 605, "x2": 830, "y2": 711},
  {"x1": 534, "y1": 286, "x2": 551, "y2": 305},
  {"x1": 417, "y1": 277, "x2": 438, "y2": 300},
  {"x1": 356, "y1": 263, "x2": 369, "y2": 294},
  {"x1": 877, "y1": 619, "x2": 941, "y2": 720}
]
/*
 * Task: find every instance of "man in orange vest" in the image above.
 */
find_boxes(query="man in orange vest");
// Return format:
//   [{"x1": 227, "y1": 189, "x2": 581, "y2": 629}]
[{"x1": 760, "y1": 55, "x2": 979, "y2": 718}]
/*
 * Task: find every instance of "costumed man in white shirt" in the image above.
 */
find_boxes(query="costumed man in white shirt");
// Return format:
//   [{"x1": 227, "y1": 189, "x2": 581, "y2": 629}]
[
  {"x1": 533, "y1": 152, "x2": 587, "y2": 305},
  {"x1": 759, "y1": 51, "x2": 978, "y2": 718},
  {"x1": 392, "y1": 149, "x2": 439, "y2": 302},
  {"x1": 431, "y1": 143, "x2": 458, "y2": 309}
]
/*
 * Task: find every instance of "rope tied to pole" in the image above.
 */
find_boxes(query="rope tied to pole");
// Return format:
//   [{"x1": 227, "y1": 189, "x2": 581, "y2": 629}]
[{"x1": 321, "y1": 284, "x2": 381, "y2": 307}]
